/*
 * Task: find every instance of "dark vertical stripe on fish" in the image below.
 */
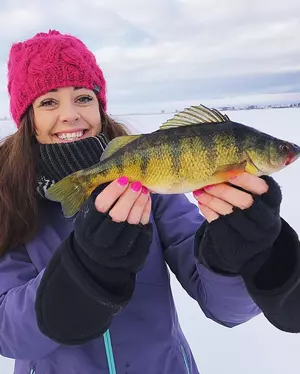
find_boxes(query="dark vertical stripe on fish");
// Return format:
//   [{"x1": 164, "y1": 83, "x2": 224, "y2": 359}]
[
  {"x1": 140, "y1": 150, "x2": 150, "y2": 179},
  {"x1": 116, "y1": 155, "x2": 125, "y2": 175},
  {"x1": 171, "y1": 141, "x2": 182, "y2": 176},
  {"x1": 206, "y1": 133, "x2": 219, "y2": 172}
]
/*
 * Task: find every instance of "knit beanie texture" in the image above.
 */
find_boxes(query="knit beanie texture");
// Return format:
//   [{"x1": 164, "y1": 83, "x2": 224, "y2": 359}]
[{"x1": 7, "y1": 29, "x2": 107, "y2": 127}]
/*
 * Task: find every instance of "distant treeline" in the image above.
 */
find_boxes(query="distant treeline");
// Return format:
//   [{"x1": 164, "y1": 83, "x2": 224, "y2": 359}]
[
  {"x1": 0, "y1": 103, "x2": 299, "y2": 120},
  {"x1": 218, "y1": 103, "x2": 300, "y2": 111}
]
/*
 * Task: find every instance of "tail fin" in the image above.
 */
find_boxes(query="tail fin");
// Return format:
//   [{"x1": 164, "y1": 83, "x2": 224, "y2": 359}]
[{"x1": 45, "y1": 174, "x2": 89, "y2": 218}]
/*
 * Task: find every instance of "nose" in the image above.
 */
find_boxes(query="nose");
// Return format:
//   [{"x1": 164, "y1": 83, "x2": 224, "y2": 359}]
[{"x1": 59, "y1": 102, "x2": 81, "y2": 124}]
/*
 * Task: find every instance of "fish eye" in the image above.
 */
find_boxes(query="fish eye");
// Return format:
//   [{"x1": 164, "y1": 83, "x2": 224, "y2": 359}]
[{"x1": 280, "y1": 144, "x2": 289, "y2": 153}]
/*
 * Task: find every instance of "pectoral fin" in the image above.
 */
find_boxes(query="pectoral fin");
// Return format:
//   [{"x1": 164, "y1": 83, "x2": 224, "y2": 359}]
[
  {"x1": 244, "y1": 153, "x2": 260, "y2": 175},
  {"x1": 212, "y1": 160, "x2": 247, "y2": 180}
]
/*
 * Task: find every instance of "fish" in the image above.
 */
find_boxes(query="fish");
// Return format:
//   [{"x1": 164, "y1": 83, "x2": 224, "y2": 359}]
[{"x1": 45, "y1": 104, "x2": 300, "y2": 217}]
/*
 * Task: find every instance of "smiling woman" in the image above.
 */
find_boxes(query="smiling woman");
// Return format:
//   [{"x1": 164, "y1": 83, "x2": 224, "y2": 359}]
[
  {"x1": 32, "y1": 87, "x2": 102, "y2": 144},
  {"x1": 1, "y1": 29, "x2": 300, "y2": 374}
]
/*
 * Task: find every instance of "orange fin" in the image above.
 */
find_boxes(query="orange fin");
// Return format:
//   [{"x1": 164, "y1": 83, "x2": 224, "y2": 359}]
[{"x1": 212, "y1": 160, "x2": 247, "y2": 180}]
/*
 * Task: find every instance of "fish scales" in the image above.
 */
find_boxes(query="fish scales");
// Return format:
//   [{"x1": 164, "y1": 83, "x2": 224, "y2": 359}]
[{"x1": 45, "y1": 104, "x2": 300, "y2": 217}]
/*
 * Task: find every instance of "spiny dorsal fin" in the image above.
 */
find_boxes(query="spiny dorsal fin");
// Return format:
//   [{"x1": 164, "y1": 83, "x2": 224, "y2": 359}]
[
  {"x1": 100, "y1": 135, "x2": 141, "y2": 161},
  {"x1": 159, "y1": 104, "x2": 230, "y2": 130}
]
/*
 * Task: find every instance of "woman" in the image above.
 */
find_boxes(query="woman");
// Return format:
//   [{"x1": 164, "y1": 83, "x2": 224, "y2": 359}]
[{"x1": 0, "y1": 30, "x2": 299, "y2": 374}]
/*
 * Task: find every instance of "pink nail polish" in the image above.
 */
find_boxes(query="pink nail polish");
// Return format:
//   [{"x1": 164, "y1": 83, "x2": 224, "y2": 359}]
[
  {"x1": 117, "y1": 176, "x2": 129, "y2": 186},
  {"x1": 193, "y1": 189, "x2": 204, "y2": 196},
  {"x1": 131, "y1": 181, "x2": 142, "y2": 192},
  {"x1": 141, "y1": 186, "x2": 149, "y2": 194},
  {"x1": 205, "y1": 184, "x2": 215, "y2": 190}
]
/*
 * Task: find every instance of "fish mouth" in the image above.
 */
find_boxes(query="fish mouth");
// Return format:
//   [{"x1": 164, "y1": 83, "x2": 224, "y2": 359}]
[{"x1": 285, "y1": 143, "x2": 300, "y2": 165}]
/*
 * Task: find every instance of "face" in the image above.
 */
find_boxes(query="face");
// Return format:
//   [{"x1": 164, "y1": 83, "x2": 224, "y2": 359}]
[{"x1": 32, "y1": 86, "x2": 102, "y2": 144}]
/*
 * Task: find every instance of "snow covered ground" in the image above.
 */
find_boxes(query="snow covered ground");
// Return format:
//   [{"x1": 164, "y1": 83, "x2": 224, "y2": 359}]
[{"x1": 1, "y1": 107, "x2": 300, "y2": 374}]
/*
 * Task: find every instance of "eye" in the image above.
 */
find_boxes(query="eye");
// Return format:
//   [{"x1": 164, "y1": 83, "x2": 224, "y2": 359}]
[
  {"x1": 76, "y1": 95, "x2": 93, "y2": 103},
  {"x1": 39, "y1": 99, "x2": 57, "y2": 107},
  {"x1": 280, "y1": 143, "x2": 289, "y2": 153}
]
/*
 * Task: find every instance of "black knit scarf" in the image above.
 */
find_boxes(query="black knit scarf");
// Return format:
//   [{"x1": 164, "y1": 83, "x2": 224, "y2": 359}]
[{"x1": 36, "y1": 133, "x2": 109, "y2": 198}]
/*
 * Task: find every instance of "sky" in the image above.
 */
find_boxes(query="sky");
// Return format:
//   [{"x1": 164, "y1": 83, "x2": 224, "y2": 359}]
[{"x1": 0, "y1": 0, "x2": 300, "y2": 118}]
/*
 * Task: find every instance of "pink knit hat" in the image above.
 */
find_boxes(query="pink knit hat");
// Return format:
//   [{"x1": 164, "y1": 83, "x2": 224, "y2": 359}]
[{"x1": 7, "y1": 30, "x2": 107, "y2": 127}]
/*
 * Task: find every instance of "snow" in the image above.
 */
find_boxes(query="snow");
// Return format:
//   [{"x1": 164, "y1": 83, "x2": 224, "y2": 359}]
[{"x1": 1, "y1": 107, "x2": 300, "y2": 374}]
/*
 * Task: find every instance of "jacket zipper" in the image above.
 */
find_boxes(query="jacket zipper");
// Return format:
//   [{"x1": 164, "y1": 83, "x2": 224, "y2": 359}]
[
  {"x1": 29, "y1": 362, "x2": 36, "y2": 374},
  {"x1": 180, "y1": 344, "x2": 190, "y2": 374},
  {"x1": 29, "y1": 339, "x2": 188, "y2": 373},
  {"x1": 103, "y1": 329, "x2": 117, "y2": 374}
]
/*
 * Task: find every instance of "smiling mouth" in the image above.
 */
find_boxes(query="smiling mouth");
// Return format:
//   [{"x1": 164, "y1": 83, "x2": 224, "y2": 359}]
[{"x1": 55, "y1": 129, "x2": 88, "y2": 142}]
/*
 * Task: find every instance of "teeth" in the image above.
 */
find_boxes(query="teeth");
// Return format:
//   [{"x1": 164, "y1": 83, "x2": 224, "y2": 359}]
[{"x1": 57, "y1": 131, "x2": 84, "y2": 140}]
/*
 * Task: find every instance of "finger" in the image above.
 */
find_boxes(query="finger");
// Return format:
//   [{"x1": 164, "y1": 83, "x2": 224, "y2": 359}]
[
  {"x1": 227, "y1": 172, "x2": 268, "y2": 195},
  {"x1": 193, "y1": 190, "x2": 233, "y2": 215},
  {"x1": 198, "y1": 203, "x2": 219, "y2": 222},
  {"x1": 94, "y1": 176, "x2": 129, "y2": 213},
  {"x1": 140, "y1": 195, "x2": 152, "y2": 225},
  {"x1": 127, "y1": 187, "x2": 150, "y2": 224},
  {"x1": 203, "y1": 183, "x2": 254, "y2": 210},
  {"x1": 109, "y1": 181, "x2": 143, "y2": 222}
]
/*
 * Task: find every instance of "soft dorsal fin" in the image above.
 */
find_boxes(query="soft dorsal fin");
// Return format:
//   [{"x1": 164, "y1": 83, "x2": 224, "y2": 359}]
[
  {"x1": 159, "y1": 104, "x2": 230, "y2": 130},
  {"x1": 100, "y1": 135, "x2": 141, "y2": 161}
]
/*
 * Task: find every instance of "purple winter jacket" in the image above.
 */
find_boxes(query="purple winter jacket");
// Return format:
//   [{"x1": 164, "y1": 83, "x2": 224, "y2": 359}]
[{"x1": 0, "y1": 193, "x2": 261, "y2": 374}]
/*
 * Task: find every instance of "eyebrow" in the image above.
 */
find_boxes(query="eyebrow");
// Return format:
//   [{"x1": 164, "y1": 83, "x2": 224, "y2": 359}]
[{"x1": 49, "y1": 87, "x2": 83, "y2": 92}]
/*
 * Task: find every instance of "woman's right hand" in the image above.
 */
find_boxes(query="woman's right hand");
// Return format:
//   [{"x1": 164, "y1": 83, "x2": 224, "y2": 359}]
[
  {"x1": 73, "y1": 176, "x2": 153, "y2": 274},
  {"x1": 94, "y1": 176, "x2": 151, "y2": 225}
]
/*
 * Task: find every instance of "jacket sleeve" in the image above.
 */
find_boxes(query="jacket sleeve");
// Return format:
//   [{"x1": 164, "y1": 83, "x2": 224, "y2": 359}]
[
  {"x1": 0, "y1": 246, "x2": 60, "y2": 360},
  {"x1": 152, "y1": 193, "x2": 261, "y2": 327},
  {"x1": 240, "y1": 218, "x2": 300, "y2": 333}
]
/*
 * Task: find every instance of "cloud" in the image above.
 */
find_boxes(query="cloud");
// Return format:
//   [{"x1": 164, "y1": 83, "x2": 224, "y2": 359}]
[{"x1": 0, "y1": 0, "x2": 299, "y2": 117}]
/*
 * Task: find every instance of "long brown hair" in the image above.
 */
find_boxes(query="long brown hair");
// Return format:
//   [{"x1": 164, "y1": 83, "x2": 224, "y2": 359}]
[{"x1": 0, "y1": 105, "x2": 130, "y2": 257}]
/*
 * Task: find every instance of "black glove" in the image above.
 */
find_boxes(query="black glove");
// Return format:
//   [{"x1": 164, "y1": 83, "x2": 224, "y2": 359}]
[
  {"x1": 73, "y1": 185, "x2": 153, "y2": 273},
  {"x1": 195, "y1": 176, "x2": 282, "y2": 274},
  {"x1": 36, "y1": 184, "x2": 153, "y2": 345},
  {"x1": 195, "y1": 177, "x2": 300, "y2": 334}
]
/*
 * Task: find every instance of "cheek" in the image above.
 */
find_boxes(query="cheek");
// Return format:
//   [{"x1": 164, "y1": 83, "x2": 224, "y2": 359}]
[
  {"x1": 35, "y1": 130, "x2": 53, "y2": 144},
  {"x1": 33, "y1": 112, "x2": 55, "y2": 143},
  {"x1": 85, "y1": 106, "x2": 102, "y2": 133}
]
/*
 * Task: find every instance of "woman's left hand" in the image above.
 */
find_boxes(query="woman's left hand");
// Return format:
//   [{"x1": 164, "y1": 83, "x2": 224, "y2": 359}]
[
  {"x1": 193, "y1": 173, "x2": 269, "y2": 222},
  {"x1": 193, "y1": 173, "x2": 283, "y2": 274}
]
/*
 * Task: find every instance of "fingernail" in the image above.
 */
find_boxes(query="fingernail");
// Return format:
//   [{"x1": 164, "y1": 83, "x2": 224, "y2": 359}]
[
  {"x1": 141, "y1": 186, "x2": 149, "y2": 194},
  {"x1": 205, "y1": 184, "x2": 215, "y2": 190},
  {"x1": 117, "y1": 176, "x2": 129, "y2": 186},
  {"x1": 230, "y1": 175, "x2": 238, "y2": 179},
  {"x1": 131, "y1": 181, "x2": 142, "y2": 192},
  {"x1": 193, "y1": 189, "x2": 204, "y2": 196}
]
